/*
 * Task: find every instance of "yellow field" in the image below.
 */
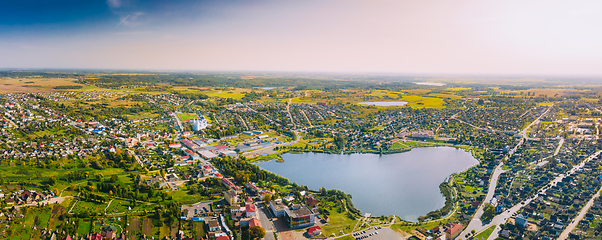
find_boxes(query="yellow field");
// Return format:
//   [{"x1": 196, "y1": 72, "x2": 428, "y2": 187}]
[
  {"x1": 428, "y1": 93, "x2": 461, "y2": 100},
  {"x1": 580, "y1": 97, "x2": 599, "y2": 103},
  {"x1": 402, "y1": 89, "x2": 432, "y2": 94},
  {"x1": 205, "y1": 91, "x2": 245, "y2": 99},
  {"x1": 400, "y1": 95, "x2": 445, "y2": 108},
  {"x1": 447, "y1": 87, "x2": 471, "y2": 91}
]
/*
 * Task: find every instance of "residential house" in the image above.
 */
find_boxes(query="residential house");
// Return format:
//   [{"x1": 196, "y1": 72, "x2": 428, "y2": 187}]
[
  {"x1": 445, "y1": 223, "x2": 463, "y2": 240},
  {"x1": 307, "y1": 226, "x2": 322, "y2": 237},
  {"x1": 246, "y1": 204, "x2": 256, "y2": 218}
]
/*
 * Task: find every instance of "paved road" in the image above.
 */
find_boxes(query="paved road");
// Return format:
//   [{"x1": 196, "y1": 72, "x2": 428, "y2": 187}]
[
  {"x1": 171, "y1": 112, "x2": 184, "y2": 130},
  {"x1": 558, "y1": 187, "x2": 602, "y2": 240},
  {"x1": 554, "y1": 138, "x2": 565, "y2": 155},
  {"x1": 257, "y1": 203, "x2": 276, "y2": 240},
  {"x1": 300, "y1": 110, "x2": 313, "y2": 128},
  {"x1": 286, "y1": 98, "x2": 296, "y2": 128}
]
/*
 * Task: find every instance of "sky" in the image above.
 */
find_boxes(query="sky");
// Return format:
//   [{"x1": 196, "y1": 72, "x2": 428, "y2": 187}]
[{"x1": 1, "y1": 0, "x2": 602, "y2": 76}]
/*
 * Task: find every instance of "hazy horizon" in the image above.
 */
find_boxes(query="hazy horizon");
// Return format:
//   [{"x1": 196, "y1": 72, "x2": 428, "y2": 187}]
[{"x1": 2, "y1": 0, "x2": 602, "y2": 76}]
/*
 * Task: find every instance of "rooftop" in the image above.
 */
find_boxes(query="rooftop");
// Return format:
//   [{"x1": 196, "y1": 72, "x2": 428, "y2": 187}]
[{"x1": 285, "y1": 204, "x2": 314, "y2": 218}]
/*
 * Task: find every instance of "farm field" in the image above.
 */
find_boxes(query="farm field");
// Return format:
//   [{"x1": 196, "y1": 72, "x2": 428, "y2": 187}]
[{"x1": 0, "y1": 77, "x2": 85, "y2": 93}]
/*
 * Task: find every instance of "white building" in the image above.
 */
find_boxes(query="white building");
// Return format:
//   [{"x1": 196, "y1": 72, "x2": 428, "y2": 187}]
[{"x1": 191, "y1": 115, "x2": 208, "y2": 131}]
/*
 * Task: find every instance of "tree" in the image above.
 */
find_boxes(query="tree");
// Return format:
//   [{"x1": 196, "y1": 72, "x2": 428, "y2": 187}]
[
  {"x1": 264, "y1": 193, "x2": 272, "y2": 204},
  {"x1": 249, "y1": 226, "x2": 266, "y2": 240},
  {"x1": 481, "y1": 203, "x2": 495, "y2": 222}
]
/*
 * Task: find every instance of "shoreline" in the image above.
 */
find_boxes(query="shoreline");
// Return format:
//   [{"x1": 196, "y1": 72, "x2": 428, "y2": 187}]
[{"x1": 253, "y1": 145, "x2": 479, "y2": 222}]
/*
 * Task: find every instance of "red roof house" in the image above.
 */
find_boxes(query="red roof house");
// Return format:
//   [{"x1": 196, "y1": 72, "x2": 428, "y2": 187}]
[{"x1": 308, "y1": 226, "x2": 322, "y2": 237}]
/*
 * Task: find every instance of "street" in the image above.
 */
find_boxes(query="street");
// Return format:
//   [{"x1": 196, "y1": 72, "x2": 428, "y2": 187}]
[{"x1": 257, "y1": 202, "x2": 276, "y2": 240}]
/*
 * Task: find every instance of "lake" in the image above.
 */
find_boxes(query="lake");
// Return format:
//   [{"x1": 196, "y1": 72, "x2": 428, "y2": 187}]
[
  {"x1": 358, "y1": 101, "x2": 408, "y2": 106},
  {"x1": 256, "y1": 147, "x2": 477, "y2": 221}
]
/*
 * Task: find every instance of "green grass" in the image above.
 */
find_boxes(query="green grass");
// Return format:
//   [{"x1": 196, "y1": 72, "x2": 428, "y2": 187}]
[
  {"x1": 71, "y1": 200, "x2": 108, "y2": 214},
  {"x1": 390, "y1": 141, "x2": 410, "y2": 150},
  {"x1": 400, "y1": 95, "x2": 446, "y2": 108},
  {"x1": 473, "y1": 225, "x2": 496, "y2": 240},
  {"x1": 0, "y1": 164, "x2": 126, "y2": 192},
  {"x1": 177, "y1": 113, "x2": 199, "y2": 122},
  {"x1": 194, "y1": 222, "x2": 206, "y2": 237},
  {"x1": 167, "y1": 186, "x2": 206, "y2": 204},
  {"x1": 78, "y1": 219, "x2": 93, "y2": 235},
  {"x1": 320, "y1": 207, "x2": 357, "y2": 238}
]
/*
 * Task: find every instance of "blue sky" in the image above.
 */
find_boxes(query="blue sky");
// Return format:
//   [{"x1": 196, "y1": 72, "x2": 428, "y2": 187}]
[{"x1": 1, "y1": 0, "x2": 602, "y2": 76}]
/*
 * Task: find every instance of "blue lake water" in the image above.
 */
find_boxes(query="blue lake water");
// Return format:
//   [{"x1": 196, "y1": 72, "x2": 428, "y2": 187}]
[{"x1": 256, "y1": 147, "x2": 477, "y2": 221}]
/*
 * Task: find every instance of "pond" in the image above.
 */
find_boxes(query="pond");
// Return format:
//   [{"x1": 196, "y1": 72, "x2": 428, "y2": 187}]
[
  {"x1": 358, "y1": 101, "x2": 408, "y2": 106},
  {"x1": 256, "y1": 147, "x2": 477, "y2": 221}
]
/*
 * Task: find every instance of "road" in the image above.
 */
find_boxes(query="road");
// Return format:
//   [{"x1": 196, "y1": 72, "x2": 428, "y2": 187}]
[
  {"x1": 257, "y1": 203, "x2": 276, "y2": 240},
  {"x1": 557, "y1": 187, "x2": 602, "y2": 239},
  {"x1": 300, "y1": 110, "x2": 313, "y2": 128},
  {"x1": 235, "y1": 113, "x2": 250, "y2": 131},
  {"x1": 486, "y1": 150, "x2": 602, "y2": 240},
  {"x1": 554, "y1": 138, "x2": 565, "y2": 155},
  {"x1": 171, "y1": 112, "x2": 184, "y2": 130},
  {"x1": 6, "y1": 196, "x2": 71, "y2": 210},
  {"x1": 286, "y1": 98, "x2": 296, "y2": 128}
]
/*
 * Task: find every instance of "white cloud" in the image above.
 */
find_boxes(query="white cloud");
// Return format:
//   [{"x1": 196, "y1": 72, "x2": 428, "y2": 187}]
[
  {"x1": 116, "y1": 12, "x2": 145, "y2": 27},
  {"x1": 107, "y1": 0, "x2": 122, "y2": 8}
]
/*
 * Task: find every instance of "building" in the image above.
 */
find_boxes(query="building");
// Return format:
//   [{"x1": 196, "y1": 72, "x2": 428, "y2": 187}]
[
  {"x1": 208, "y1": 220, "x2": 221, "y2": 232},
  {"x1": 307, "y1": 226, "x2": 322, "y2": 237},
  {"x1": 224, "y1": 190, "x2": 238, "y2": 206},
  {"x1": 270, "y1": 200, "x2": 288, "y2": 217},
  {"x1": 284, "y1": 204, "x2": 316, "y2": 229},
  {"x1": 191, "y1": 116, "x2": 208, "y2": 131},
  {"x1": 199, "y1": 150, "x2": 218, "y2": 159},
  {"x1": 166, "y1": 173, "x2": 179, "y2": 182},
  {"x1": 180, "y1": 139, "x2": 199, "y2": 150},
  {"x1": 245, "y1": 182, "x2": 260, "y2": 192},
  {"x1": 515, "y1": 214, "x2": 528, "y2": 228},
  {"x1": 445, "y1": 224, "x2": 463, "y2": 240},
  {"x1": 305, "y1": 195, "x2": 318, "y2": 207},
  {"x1": 246, "y1": 204, "x2": 256, "y2": 217},
  {"x1": 222, "y1": 178, "x2": 236, "y2": 188},
  {"x1": 409, "y1": 131, "x2": 435, "y2": 140},
  {"x1": 249, "y1": 218, "x2": 261, "y2": 228}
]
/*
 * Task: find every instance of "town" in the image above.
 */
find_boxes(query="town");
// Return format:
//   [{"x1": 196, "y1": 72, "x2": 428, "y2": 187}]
[{"x1": 1, "y1": 72, "x2": 602, "y2": 240}]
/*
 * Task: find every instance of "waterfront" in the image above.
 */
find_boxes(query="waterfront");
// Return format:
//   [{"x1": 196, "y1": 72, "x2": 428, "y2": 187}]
[{"x1": 256, "y1": 147, "x2": 478, "y2": 221}]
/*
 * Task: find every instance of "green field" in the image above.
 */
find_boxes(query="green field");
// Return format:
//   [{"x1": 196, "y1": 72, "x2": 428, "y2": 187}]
[
  {"x1": 473, "y1": 225, "x2": 496, "y2": 240},
  {"x1": 400, "y1": 95, "x2": 446, "y2": 108},
  {"x1": 177, "y1": 113, "x2": 199, "y2": 122},
  {"x1": 71, "y1": 200, "x2": 108, "y2": 214},
  {"x1": 204, "y1": 90, "x2": 246, "y2": 99}
]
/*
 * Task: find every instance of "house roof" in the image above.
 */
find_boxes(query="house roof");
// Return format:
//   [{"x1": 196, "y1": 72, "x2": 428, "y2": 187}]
[
  {"x1": 246, "y1": 204, "x2": 256, "y2": 213},
  {"x1": 308, "y1": 226, "x2": 322, "y2": 234},
  {"x1": 249, "y1": 218, "x2": 260, "y2": 228},
  {"x1": 446, "y1": 224, "x2": 463, "y2": 234}
]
